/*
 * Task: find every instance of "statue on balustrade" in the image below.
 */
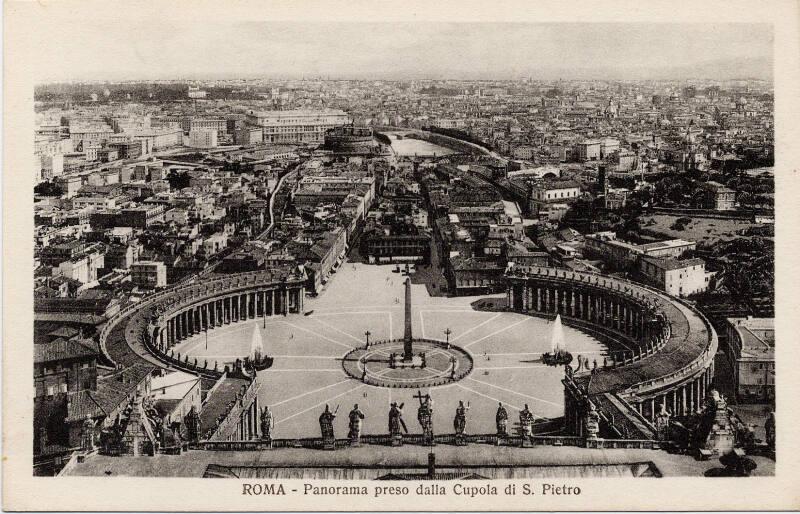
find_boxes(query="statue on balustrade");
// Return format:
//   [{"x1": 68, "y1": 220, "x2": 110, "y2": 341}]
[
  {"x1": 584, "y1": 402, "x2": 600, "y2": 440},
  {"x1": 496, "y1": 402, "x2": 509, "y2": 436},
  {"x1": 348, "y1": 404, "x2": 365, "y2": 444},
  {"x1": 260, "y1": 405, "x2": 275, "y2": 443},
  {"x1": 81, "y1": 416, "x2": 96, "y2": 452},
  {"x1": 388, "y1": 402, "x2": 408, "y2": 443},
  {"x1": 699, "y1": 390, "x2": 735, "y2": 455},
  {"x1": 417, "y1": 394, "x2": 434, "y2": 444},
  {"x1": 654, "y1": 401, "x2": 672, "y2": 441},
  {"x1": 170, "y1": 421, "x2": 182, "y2": 448},
  {"x1": 184, "y1": 406, "x2": 200, "y2": 443},
  {"x1": 319, "y1": 404, "x2": 337, "y2": 447},
  {"x1": 765, "y1": 411, "x2": 776, "y2": 451},
  {"x1": 99, "y1": 419, "x2": 124, "y2": 456},
  {"x1": 519, "y1": 404, "x2": 534, "y2": 438},
  {"x1": 453, "y1": 400, "x2": 470, "y2": 435}
]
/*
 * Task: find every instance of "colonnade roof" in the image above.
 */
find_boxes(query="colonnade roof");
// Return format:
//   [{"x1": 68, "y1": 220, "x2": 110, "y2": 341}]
[{"x1": 581, "y1": 297, "x2": 708, "y2": 395}]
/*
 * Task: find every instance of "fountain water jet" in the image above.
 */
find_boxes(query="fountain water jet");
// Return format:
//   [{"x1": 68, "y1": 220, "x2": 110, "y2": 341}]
[
  {"x1": 550, "y1": 314, "x2": 565, "y2": 353},
  {"x1": 250, "y1": 326, "x2": 265, "y2": 361},
  {"x1": 543, "y1": 314, "x2": 573, "y2": 366}
]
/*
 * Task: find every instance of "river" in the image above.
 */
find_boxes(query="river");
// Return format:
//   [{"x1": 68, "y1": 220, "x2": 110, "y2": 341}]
[{"x1": 384, "y1": 132, "x2": 455, "y2": 157}]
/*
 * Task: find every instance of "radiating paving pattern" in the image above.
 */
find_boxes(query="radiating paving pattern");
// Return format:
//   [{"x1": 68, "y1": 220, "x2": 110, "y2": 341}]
[
  {"x1": 342, "y1": 339, "x2": 473, "y2": 387},
  {"x1": 176, "y1": 263, "x2": 606, "y2": 438}
]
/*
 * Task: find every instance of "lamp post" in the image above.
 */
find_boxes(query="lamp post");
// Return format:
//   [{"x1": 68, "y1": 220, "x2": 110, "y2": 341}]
[
  {"x1": 364, "y1": 330, "x2": 371, "y2": 350},
  {"x1": 444, "y1": 328, "x2": 452, "y2": 349}
]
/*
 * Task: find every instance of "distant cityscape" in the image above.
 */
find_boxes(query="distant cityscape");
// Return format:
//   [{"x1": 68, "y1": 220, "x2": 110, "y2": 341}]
[{"x1": 33, "y1": 76, "x2": 774, "y2": 478}]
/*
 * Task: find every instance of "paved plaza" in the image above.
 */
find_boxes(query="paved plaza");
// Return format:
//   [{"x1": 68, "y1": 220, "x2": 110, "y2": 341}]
[{"x1": 174, "y1": 262, "x2": 606, "y2": 439}]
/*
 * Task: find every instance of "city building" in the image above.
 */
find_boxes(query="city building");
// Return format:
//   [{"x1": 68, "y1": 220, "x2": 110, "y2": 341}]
[
  {"x1": 233, "y1": 127, "x2": 264, "y2": 146},
  {"x1": 54, "y1": 176, "x2": 83, "y2": 198},
  {"x1": 130, "y1": 261, "x2": 167, "y2": 289},
  {"x1": 362, "y1": 232, "x2": 431, "y2": 264},
  {"x1": 187, "y1": 129, "x2": 218, "y2": 149},
  {"x1": 724, "y1": 316, "x2": 775, "y2": 401},
  {"x1": 576, "y1": 140, "x2": 601, "y2": 161},
  {"x1": 585, "y1": 232, "x2": 696, "y2": 270},
  {"x1": 637, "y1": 255, "x2": 712, "y2": 297},
  {"x1": 34, "y1": 337, "x2": 99, "y2": 398},
  {"x1": 702, "y1": 181, "x2": 737, "y2": 210},
  {"x1": 245, "y1": 109, "x2": 351, "y2": 144},
  {"x1": 187, "y1": 86, "x2": 207, "y2": 99},
  {"x1": 528, "y1": 180, "x2": 581, "y2": 217}
]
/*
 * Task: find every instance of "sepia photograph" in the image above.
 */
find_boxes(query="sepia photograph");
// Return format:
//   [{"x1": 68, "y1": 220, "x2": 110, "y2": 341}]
[{"x1": 4, "y1": 0, "x2": 800, "y2": 511}]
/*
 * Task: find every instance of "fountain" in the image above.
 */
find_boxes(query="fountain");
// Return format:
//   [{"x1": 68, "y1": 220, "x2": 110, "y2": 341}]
[
  {"x1": 542, "y1": 314, "x2": 573, "y2": 366},
  {"x1": 250, "y1": 326, "x2": 265, "y2": 361},
  {"x1": 247, "y1": 326, "x2": 273, "y2": 372}
]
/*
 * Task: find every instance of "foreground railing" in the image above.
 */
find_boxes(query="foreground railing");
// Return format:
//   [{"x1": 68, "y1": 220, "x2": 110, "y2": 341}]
[{"x1": 193, "y1": 433, "x2": 659, "y2": 451}]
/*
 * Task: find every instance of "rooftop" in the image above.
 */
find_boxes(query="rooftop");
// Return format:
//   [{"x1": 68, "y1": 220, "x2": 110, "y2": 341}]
[
  {"x1": 728, "y1": 317, "x2": 774, "y2": 359},
  {"x1": 640, "y1": 256, "x2": 705, "y2": 271},
  {"x1": 199, "y1": 376, "x2": 252, "y2": 434},
  {"x1": 639, "y1": 239, "x2": 695, "y2": 251},
  {"x1": 34, "y1": 338, "x2": 99, "y2": 364},
  {"x1": 248, "y1": 109, "x2": 348, "y2": 117},
  {"x1": 151, "y1": 370, "x2": 201, "y2": 401}
]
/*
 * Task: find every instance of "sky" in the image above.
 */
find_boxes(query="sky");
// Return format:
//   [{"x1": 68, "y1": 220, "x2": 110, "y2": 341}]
[{"x1": 31, "y1": 22, "x2": 773, "y2": 82}]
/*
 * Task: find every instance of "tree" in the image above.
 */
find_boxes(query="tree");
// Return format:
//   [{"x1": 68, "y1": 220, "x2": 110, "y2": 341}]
[
  {"x1": 166, "y1": 170, "x2": 191, "y2": 190},
  {"x1": 631, "y1": 188, "x2": 652, "y2": 207},
  {"x1": 754, "y1": 195, "x2": 774, "y2": 208},
  {"x1": 737, "y1": 192, "x2": 753, "y2": 206},
  {"x1": 34, "y1": 181, "x2": 63, "y2": 197}
]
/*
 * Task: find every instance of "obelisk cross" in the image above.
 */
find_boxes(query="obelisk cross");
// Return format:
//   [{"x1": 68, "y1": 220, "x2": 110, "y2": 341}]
[{"x1": 403, "y1": 277, "x2": 413, "y2": 361}]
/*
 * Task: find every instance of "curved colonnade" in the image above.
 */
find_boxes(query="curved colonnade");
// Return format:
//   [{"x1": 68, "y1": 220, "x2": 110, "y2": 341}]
[
  {"x1": 99, "y1": 269, "x2": 306, "y2": 377},
  {"x1": 98, "y1": 269, "x2": 306, "y2": 442},
  {"x1": 505, "y1": 265, "x2": 717, "y2": 440}
]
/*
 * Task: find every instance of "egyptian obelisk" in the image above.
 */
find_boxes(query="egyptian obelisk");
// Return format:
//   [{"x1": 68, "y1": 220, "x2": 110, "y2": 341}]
[{"x1": 403, "y1": 277, "x2": 413, "y2": 361}]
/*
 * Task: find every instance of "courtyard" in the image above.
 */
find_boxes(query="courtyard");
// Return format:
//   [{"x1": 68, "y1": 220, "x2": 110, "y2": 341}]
[{"x1": 174, "y1": 262, "x2": 606, "y2": 439}]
